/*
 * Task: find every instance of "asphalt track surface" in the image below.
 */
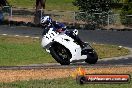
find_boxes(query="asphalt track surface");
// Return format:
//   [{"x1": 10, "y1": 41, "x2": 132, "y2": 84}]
[
  {"x1": 0, "y1": 25, "x2": 132, "y2": 47},
  {"x1": 0, "y1": 25, "x2": 132, "y2": 69}
]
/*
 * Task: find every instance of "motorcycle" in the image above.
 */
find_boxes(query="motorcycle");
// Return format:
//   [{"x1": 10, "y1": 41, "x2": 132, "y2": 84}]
[{"x1": 41, "y1": 28, "x2": 98, "y2": 65}]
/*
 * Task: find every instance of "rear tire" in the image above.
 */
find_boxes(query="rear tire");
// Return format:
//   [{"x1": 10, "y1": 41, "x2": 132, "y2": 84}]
[
  {"x1": 85, "y1": 49, "x2": 98, "y2": 64},
  {"x1": 49, "y1": 43, "x2": 72, "y2": 65}
]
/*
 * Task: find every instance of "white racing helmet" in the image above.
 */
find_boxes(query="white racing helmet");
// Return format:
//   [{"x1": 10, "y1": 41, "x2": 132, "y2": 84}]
[{"x1": 40, "y1": 16, "x2": 52, "y2": 24}]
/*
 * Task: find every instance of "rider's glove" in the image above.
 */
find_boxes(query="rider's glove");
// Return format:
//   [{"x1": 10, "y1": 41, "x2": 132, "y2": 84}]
[
  {"x1": 62, "y1": 28, "x2": 66, "y2": 31},
  {"x1": 57, "y1": 28, "x2": 63, "y2": 33}
]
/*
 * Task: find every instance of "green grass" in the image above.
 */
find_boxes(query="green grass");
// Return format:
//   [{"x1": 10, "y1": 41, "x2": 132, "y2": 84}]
[
  {"x1": 0, "y1": 36, "x2": 54, "y2": 66},
  {"x1": 8, "y1": 0, "x2": 78, "y2": 11},
  {"x1": 0, "y1": 35, "x2": 130, "y2": 66},
  {"x1": 8, "y1": 0, "x2": 35, "y2": 8},
  {"x1": 45, "y1": 0, "x2": 77, "y2": 11},
  {"x1": 92, "y1": 44, "x2": 129, "y2": 59},
  {"x1": 0, "y1": 77, "x2": 131, "y2": 88}
]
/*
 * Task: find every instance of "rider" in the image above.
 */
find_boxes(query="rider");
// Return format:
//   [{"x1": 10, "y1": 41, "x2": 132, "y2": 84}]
[
  {"x1": 41, "y1": 16, "x2": 66, "y2": 35},
  {"x1": 40, "y1": 16, "x2": 87, "y2": 49}
]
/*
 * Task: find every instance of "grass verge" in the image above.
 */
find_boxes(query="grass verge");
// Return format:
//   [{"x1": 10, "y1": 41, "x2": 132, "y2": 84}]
[
  {"x1": 92, "y1": 43, "x2": 130, "y2": 59},
  {"x1": 0, "y1": 77, "x2": 131, "y2": 88},
  {"x1": 0, "y1": 35, "x2": 130, "y2": 66},
  {"x1": 8, "y1": 0, "x2": 78, "y2": 11}
]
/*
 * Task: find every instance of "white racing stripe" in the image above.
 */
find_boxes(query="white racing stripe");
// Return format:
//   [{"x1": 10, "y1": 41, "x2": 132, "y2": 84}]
[
  {"x1": 0, "y1": 33, "x2": 40, "y2": 39},
  {"x1": 14, "y1": 35, "x2": 20, "y2": 37},
  {"x1": 2, "y1": 34, "x2": 7, "y2": 36},
  {"x1": 25, "y1": 36, "x2": 30, "y2": 38}
]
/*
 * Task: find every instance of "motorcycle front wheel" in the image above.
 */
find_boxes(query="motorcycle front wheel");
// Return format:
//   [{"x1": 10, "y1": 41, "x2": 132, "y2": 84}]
[{"x1": 49, "y1": 42, "x2": 72, "y2": 65}]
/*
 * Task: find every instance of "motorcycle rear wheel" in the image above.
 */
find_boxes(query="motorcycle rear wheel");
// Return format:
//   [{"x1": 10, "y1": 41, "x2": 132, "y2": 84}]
[
  {"x1": 85, "y1": 49, "x2": 98, "y2": 64},
  {"x1": 49, "y1": 42, "x2": 72, "y2": 65}
]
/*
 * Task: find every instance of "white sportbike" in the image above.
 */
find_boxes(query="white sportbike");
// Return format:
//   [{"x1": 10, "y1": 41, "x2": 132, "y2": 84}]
[{"x1": 41, "y1": 28, "x2": 98, "y2": 65}]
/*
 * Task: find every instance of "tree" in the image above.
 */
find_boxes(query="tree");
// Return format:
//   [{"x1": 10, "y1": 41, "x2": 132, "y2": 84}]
[
  {"x1": 34, "y1": 0, "x2": 46, "y2": 24},
  {"x1": 0, "y1": 0, "x2": 8, "y2": 7},
  {"x1": 73, "y1": 0, "x2": 113, "y2": 14},
  {"x1": 120, "y1": 0, "x2": 132, "y2": 25},
  {"x1": 36, "y1": 0, "x2": 46, "y2": 11},
  {"x1": 73, "y1": 0, "x2": 114, "y2": 29}
]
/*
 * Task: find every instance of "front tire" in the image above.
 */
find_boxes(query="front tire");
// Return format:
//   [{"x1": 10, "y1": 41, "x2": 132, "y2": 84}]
[{"x1": 49, "y1": 43, "x2": 72, "y2": 65}]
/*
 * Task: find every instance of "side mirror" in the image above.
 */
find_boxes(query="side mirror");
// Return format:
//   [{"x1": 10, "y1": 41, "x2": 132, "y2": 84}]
[{"x1": 73, "y1": 29, "x2": 78, "y2": 35}]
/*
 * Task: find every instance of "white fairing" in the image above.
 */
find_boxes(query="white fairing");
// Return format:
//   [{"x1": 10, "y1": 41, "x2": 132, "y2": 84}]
[
  {"x1": 53, "y1": 34, "x2": 87, "y2": 62},
  {"x1": 41, "y1": 29, "x2": 87, "y2": 62},
  {"x1": 41, "y1": 28, "x2": 59, "y2": 47}
]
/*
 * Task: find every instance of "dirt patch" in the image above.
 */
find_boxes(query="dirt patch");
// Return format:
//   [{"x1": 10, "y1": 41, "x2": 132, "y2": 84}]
[
  {"x1": 5, "y1": 16, "x2": 34, "y2": 23},
  {"x1": 0, "y1": 66, "x2": 132, "y2": 83},
  {"x1": 104, "y1": 24, "x2": 125, "y2": 30},
  {"x1": 0, "y1": 69, "x2": 72, "y2": 83},
  {"x1": 0, "y1": 35, "x2": 39, "y2": 44}
]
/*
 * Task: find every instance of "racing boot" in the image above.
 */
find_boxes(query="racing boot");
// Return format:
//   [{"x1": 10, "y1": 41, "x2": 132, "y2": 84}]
[
  {"x1": 80, "y1": 42, "x2": 91, "y2": 55},
  {"x1": 66, "y1": 31, "x2": 88, "y2": 49}
]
